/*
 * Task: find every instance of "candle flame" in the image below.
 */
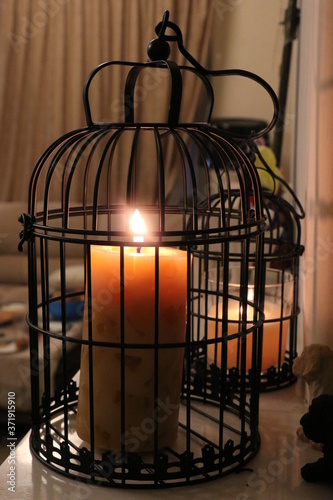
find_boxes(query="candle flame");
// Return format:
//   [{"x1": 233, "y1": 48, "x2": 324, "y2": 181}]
[
  {"x1": 239, "y1": 289, "x2": 254, "y2": 317},
  {"x1": 130, "y1": 209, "x2": 145, "y2": 243}
]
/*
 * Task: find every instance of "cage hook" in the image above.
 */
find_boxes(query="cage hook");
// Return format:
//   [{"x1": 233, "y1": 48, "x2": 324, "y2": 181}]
[{"x1": 157, "y1": 10, "x2": 170, "y2": 38}]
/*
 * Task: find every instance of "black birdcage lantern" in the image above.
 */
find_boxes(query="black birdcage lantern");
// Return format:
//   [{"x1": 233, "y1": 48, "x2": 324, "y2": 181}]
[
  {"x1": 207, "y1": 136, "x2": 305, "y2": 391},
  {"x1": 252, "y1": 148, "x2": 304, "y2": 390},
  {"x1": 19, "y1": 12, "x2": 281, "y2": 488}
]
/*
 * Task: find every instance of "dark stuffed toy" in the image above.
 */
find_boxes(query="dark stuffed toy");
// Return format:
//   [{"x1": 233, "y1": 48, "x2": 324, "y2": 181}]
[{"x1": 299, "y1": 394, "x2": 333, "y2": 482}]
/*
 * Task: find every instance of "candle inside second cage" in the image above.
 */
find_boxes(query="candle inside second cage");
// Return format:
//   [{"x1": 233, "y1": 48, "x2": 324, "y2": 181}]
[
  {"x1": 76, "y1": 212, "x2": 188, "y2": 453},
  {"x1": 206, "y1": 268, "x2": 293, "y2": 372}
]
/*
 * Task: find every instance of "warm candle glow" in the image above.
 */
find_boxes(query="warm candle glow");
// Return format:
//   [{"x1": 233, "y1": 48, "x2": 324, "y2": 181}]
[
  {"x1": 207, "y1": 299, "x2": 289, "y2": 371},
  {"x1": 76, "y1": 214, "x2": 189, "y2": 452},
  {"x1": 207, "y1": 272, "x2": 293, "y2": 372},
  {"x1": 130, "y1": 209, "x2": 145, "y2": 243}
]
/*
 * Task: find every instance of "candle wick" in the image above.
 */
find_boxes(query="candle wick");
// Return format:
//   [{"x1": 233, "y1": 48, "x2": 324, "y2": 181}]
[{"x1": 137, "y1": 247, "x2": 141, "y2": 254}]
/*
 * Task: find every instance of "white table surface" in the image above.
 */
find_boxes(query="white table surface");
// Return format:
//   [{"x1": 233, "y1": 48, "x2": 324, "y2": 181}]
[{"x1": 1, "y1": 382, "x2": 333, "y2": 500}]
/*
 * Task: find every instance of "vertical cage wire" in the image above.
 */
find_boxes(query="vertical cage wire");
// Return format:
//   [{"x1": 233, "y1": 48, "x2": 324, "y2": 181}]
[{"x1": 18, "y1": 11, "x2": 280, "y2": 488}]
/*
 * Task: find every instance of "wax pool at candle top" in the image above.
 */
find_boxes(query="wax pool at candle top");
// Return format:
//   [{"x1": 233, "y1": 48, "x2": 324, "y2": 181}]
[{"x1": 76, "y1": 244, "x2": 188, "y2": 452}]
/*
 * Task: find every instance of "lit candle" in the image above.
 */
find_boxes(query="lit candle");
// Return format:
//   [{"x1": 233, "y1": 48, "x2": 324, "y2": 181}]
[
  {"x1": 207, "y1": 297, "x2": 289, "y2": 372},
  {"x1": 76, "y1": 211, "x2": 188, "y2": 452}
]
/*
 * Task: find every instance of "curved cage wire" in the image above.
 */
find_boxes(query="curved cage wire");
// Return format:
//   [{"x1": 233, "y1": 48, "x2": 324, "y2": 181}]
[{"x1": 19, "y1": 11, "x2": 277, "y2": 489}]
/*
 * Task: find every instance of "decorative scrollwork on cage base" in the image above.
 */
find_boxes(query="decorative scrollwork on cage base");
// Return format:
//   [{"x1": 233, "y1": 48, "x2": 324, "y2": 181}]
[{"x1": 29, "y1": 377, "x2": 260, "y2": 488}]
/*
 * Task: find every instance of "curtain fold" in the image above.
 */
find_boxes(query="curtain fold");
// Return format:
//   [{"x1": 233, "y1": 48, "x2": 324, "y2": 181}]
[
  {"x1": 296, "y1": 0, "x2": 333, "y2": 350},
  {"x1": 0, "y1": 0, "x2": 214, "y2": 202}
]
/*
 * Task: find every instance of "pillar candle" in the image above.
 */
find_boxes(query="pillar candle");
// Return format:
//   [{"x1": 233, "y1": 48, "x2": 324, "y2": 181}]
[
  {"x1": 76, "y1": 212, "x2": 188, "y2": 453},
  {"x1": 207, "y1": 300, "x2": 289, "y2": 372}
]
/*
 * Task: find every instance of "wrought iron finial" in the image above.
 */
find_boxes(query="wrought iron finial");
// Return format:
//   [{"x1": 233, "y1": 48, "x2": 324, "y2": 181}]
[{"x1": 147, "y1": 10, "x2": 171, "y2": 61}]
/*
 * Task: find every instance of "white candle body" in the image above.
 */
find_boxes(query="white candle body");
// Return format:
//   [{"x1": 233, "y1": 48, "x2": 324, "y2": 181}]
[{"x1": 76, "y1": 246, "x2": 188, "y2": 452}]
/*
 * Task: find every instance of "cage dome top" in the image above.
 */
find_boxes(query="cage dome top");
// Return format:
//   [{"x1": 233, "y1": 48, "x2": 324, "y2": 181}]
[{"x1": 22, "y1": 10, "x2": 279, "y2": 248}]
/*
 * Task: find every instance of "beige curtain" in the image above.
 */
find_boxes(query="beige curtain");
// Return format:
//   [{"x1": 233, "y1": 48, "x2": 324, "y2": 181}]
[
  {"x1": 296, "y1": 0, "x2": 333, "y2": 350},
  {"x1": 0, "y1": 0, "x2": 214, "y2": 202}
]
